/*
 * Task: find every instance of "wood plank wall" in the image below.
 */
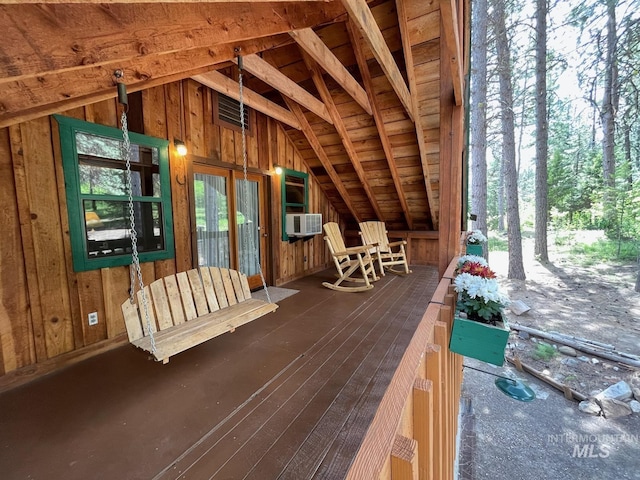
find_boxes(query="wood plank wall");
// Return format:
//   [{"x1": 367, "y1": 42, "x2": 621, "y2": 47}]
[
  {"x1": 268, "y1": 120, "x2": 341, "y2": 285},
  {"x1": 0, "y1": 78, "x2": 339, "y2": 383}
]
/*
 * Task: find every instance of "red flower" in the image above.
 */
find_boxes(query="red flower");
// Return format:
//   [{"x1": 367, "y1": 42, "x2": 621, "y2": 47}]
[{"x1": 458, "y1": 262, "x2": 496, "y2": 279}]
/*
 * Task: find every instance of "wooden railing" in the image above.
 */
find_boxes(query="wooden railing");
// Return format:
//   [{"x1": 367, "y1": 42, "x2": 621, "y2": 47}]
[{"x1": 346, "y1": 257, "x2": 462, "y2": 480}]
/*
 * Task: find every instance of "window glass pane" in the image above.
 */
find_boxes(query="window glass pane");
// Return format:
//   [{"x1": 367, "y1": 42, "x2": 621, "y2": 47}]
[
  {"x1": 286, "y1": 205, "x2": 305, "y2": 213},
  {"x1": 236, "y1": 179, "x2": 260, "y2": 276},
  {"x1": 79, "y1": 157, "x2": 128, "y2": 196},
  {"x1": 83, "y1": 200, "x2": 164, "y2": 258},
  {"x1": 76, "y1": 132, "x2": 159, "y2": 164},
  {"x1": 77, "y1": 132, "x2": 160, "y2": 197},
  {"x1": 194, "y1": 173, "x2": 231, "y2": 268},
  {"x1": 76, "y1": 132, "x2": 123, "y2": 161},
  {"x1": 284, "y1": 173, "x2": 305, "y2": 204}
]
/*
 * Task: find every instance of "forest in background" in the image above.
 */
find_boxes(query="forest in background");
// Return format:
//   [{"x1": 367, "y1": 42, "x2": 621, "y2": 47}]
[{"x1": 469, "y1": 0, "x2": 640, "y2": 290}]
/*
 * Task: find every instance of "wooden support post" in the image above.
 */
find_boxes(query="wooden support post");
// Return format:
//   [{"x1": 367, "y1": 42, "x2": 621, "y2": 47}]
[
  {"x1": 391, "y1": 434, "x2": 419, "y2": 480},
  {"x1": 514, "y1": 356, "x2": 524, "y2": 371},
  {"x1": 413, "y1": 378, "x2": 434, "y2": 480},
  {"x1": 424, "y1": 343, "x2": 443, "y2": 480},
  {"x1": 563, "y1": 385, "x2": 574, "y2": 401}
]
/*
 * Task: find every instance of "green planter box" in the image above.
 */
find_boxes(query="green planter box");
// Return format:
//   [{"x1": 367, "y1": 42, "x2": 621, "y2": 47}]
[
  {"x1": 465, "y1": 243, "x2": 483, "y2": 256},
  {"x1": 449, "y1": 315, "x2": 509, "y2": 366}
]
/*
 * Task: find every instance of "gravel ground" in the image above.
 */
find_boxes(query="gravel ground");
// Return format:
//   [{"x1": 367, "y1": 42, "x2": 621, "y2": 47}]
[
  {"x1": 457, "y1": 232, "x2": 640, "y2": 480},
  {"x1": 459, "y1": 358, "x2": 640, "y2": 480}
]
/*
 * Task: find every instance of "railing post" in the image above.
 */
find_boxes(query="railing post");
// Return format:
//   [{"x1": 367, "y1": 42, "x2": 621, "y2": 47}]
[
  {"x1": 413, "y1": 378, "x2": 434, "y2": 480},
  {"x1": 391, "y1": 435, "x2": 419, "y2": 480},
  {"x1": 434, "y1": 319, "x2": 452, "y2": 480},
  {"x1": 424, "y1": 343, "x2": 443, "y2": 480}
]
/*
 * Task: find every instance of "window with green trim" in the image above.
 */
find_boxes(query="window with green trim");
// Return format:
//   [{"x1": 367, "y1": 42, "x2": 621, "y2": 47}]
[
  {"x1": 281, "y1": 168, "x2": 308, "y2": 240},
  {"x1": 55, "y1": 115, "x2": 175, "y2": 272}
]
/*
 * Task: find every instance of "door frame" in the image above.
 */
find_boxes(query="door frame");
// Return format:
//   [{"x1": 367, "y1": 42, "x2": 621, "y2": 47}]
[{"x1": 190, "y1": 164, "x2": 270, "y2": 289}]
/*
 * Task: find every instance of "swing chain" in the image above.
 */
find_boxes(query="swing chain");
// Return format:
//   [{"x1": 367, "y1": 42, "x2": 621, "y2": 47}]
[
  {"x1": 121, "y1": 108, "x2": 157, "y2": 354},
  {"x1": 238, "y1": 57, "x2": 271, "y2": 303}
]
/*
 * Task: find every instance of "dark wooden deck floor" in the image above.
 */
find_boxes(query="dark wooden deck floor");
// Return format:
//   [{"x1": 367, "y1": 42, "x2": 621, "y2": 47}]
[{"x1": 0, "y1": 266, "x2": 438, "y2": 480}]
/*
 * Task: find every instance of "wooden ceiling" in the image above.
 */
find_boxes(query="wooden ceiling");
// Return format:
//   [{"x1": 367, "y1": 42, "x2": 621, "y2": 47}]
[{"x1": 0, "y1": 0, "x2": 466, "y2": 231}]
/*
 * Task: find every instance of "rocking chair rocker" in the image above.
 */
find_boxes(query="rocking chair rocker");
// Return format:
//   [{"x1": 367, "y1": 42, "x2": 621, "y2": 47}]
[
  {"x1": 322, "y1": 222, "x2": 378, "y2": 292},
  {"x1": 358, "y1": 221, "x2": 411, "y2": 276}
]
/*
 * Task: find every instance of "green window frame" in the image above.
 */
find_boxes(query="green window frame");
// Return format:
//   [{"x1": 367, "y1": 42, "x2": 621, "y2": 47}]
[
  {"x1": 55, "y1": 115, "x2": 175, "y2": 272},
  {"x1": 281, "y1": 168, "x2": 308, "y2": 241}
]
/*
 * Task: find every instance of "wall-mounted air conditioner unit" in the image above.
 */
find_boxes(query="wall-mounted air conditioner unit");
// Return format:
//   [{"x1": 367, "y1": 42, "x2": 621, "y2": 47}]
[{"x1": 286, "y1": 213, "x2": 322, "y2": 237}]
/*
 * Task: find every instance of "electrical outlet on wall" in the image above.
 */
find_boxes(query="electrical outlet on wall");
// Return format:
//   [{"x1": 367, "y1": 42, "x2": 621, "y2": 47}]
[{"x1": 88, "y1": 312, "x2": 98, "y2": 326}]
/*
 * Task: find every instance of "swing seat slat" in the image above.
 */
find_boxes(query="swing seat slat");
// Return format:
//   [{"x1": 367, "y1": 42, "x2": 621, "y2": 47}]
[{"x1": 121, "y1": 266, "x2": 278, "y2": 364}]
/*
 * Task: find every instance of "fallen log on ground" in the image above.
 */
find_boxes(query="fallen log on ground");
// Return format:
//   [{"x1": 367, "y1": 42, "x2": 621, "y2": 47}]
[{"x1": 509, "y1": 323, "x2": 640, "y2": 369}]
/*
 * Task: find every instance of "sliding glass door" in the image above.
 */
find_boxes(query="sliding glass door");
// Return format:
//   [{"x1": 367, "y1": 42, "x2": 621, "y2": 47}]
[{"x1": 193, "y1": 166, "x2": 267, "y2": 289}]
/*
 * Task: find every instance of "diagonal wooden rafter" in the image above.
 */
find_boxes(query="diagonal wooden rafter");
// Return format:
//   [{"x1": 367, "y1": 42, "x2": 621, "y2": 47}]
[
  {"x1": 340, "y1": 0, "x2": 414, "y2": 122},
  {"x1": 395, "y1": 0, "x2": 438, "y2": 228},
  {"x1": 289, "y1": 28, "x2": 372, "y2": 116},
  {"x1": 233, "y1": 54, "x2": 333, "y2": 124},
  {"x1": 439, "y1": 0, "x2": 464, "y2": 105},
  {"x1": 347, "y1": 19, "x2": 413, "y2": 230},
  {"x1": 302, "y1": 52, "x2": 385, "y2": 221},
  {"x1": 192, "y1": 71, "x2": 301, "y2": 130},
  {"x1": 0, "y1": 37, "x2": 288, "y2": 129},
  {"x1": 284, "y1": 98, "x2": 362, "y2": 222}
]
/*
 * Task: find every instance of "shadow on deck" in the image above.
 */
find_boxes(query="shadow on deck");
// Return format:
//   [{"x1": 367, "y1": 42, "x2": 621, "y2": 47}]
[{"x1": 0, "y1": 266, "x2": 439, "y2": 480}]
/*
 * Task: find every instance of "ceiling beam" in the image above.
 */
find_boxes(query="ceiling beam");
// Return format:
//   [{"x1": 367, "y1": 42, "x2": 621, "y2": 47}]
[
  {"x1": 303, "y1": 53, "x2": 385, "y2": 221},
  {"x1": 440, "y1": 0, "x2": 464, "y2": 105},
  {"x1": 0, "y1": 0, "x2": 330, "y2": 3},
  {"x1": 289, "y1": 28, "x2": 372, "y2": 116},
  {"x1": 192, "y1": 71, "x2": 301, "y2": 130},
  {"x1": 347, "y1": 20, "x2": 413, "y2": 229},
  {"x1": 0, "y1": 3, "x2": 345, "y2": 81},
  {"x1": 340, "y1": 0, "x2": 414, "y2": 122},
  {"x1": 234, "y1": 54, "x2": 333, "y2": 124},
  {"x1": 0, "y1": 36, "x2": 287, "y2": 129},
  {"x1": 395, "y1": 0, "x2": 438, "y2": 227},
  {"x1": 284, "y1": 98, "x2": 362, "y2": 222}
]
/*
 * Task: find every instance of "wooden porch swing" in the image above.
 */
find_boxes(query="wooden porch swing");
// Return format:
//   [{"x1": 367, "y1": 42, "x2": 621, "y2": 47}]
[{"x1": 118, "y1": 60, "x2": 278, "y2": 364}]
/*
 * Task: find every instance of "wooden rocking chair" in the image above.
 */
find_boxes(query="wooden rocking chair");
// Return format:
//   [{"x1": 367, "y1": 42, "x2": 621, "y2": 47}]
[
  {"x1": 358, "y1": 221, "x2": 411, "y2": 276},
  {"x1": 322, "y1": 222, "x2": 379, "y2": 292}
]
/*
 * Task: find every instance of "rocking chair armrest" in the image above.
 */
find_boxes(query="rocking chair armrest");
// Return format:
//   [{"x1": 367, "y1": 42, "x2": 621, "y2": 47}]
[
  {"x1": 336, "y1": 244, "x2": 376, "y2": 256},
  {"x1": 387, "y1": 240, "x2": 407, "y2": 247}
]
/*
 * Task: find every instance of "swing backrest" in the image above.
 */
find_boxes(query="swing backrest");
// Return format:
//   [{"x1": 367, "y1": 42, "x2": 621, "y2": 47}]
[{"x1": 121, "y1": 266, "x2": 252, "y2": 342}]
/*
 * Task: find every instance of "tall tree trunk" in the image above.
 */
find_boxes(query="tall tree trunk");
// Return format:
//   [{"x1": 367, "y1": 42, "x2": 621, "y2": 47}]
[
  {"x1": 601, "y1": 0, "x2": 618, "y2": 226},
  {"x1": 534, "y1": 0, "x2": 549, "y2": 262},
  {"x1": 470, "y1": 0, "x2": 489, "y2": 257},
  {"x1": 494, "y1": 0, "x2": 526, "y2": 280},
  {"x1": 498, "y1": 157, "x2": 505, "y2": 232},
  {"x1": 622, "y1": 118, "x2": 633, "y2": 187}
]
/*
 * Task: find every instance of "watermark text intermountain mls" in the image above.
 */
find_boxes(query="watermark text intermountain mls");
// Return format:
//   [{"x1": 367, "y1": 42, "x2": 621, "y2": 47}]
[{"x1": 547, "y1": 433, "x2": 639, "y2": 458}]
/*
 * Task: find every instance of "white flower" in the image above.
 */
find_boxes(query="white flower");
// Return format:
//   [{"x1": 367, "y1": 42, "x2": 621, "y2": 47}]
[
  {"x1": 454, "y1": 273, "x2": 510, "y2": 306},
  {"x1": 457, "y1": 255, "x2": 488, "y2": 267},
  {"x1": 467, "y1": 230, "x2": 488, "y2": 244}
]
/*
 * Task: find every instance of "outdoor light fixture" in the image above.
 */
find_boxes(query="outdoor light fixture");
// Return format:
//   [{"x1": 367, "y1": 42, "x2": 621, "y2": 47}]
[
  {"x1": 463, "y1": 363, "x2": 536, "y2": 402},
  {"x1": 174, "y1": 139, "x2": 188, "y2": 156},
  {"x1": 274, "y1": 165, "x2": 283, "y2": 175}
]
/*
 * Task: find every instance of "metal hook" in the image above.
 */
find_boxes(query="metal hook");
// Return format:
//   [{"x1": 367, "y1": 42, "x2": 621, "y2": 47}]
[
  {"x1": 234, "y1": 48, "x2": 243, "y2": 71},
  {"x1": 114, "y1": 70, "x2": 128, "y2": 107}
]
